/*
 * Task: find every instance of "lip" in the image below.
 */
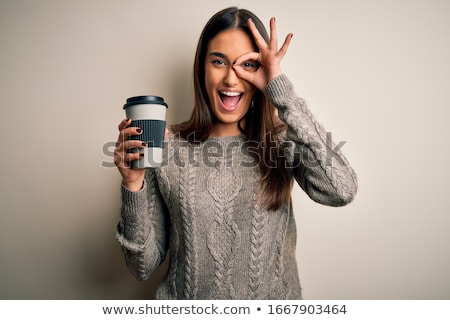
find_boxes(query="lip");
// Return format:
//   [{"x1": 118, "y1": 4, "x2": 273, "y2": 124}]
[{"x1": 218, "y1": 89, "x2": 243, "y2": 112}]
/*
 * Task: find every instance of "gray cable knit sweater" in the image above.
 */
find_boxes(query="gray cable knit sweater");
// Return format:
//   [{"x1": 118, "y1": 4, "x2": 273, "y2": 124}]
[{"x1": 116, "y1": 74, "x2": 358, "y2": 300}]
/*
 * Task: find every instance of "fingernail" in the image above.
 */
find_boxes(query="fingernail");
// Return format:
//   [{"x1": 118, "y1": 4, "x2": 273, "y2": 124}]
[
  {"x1": 126, "y1": 118, "x2": 130, "y2": 122},
  {"x1": 142, "y1": 142, "x2": 147, "y2": 147},
  {"x1": 136, "y1": 128, "x2": 142, "y2": 133}
]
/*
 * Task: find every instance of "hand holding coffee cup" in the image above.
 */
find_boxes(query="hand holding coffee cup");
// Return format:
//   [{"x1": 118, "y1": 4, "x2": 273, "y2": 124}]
[
  {"x1": 114, "y1": 118, "x2": 147, "y2": 191},
  {"x1": 114, "y1": 95, "x2": 168, "y2": 191},
  {"x1": 123, "y1": 95, "x2": 168, "y2": 169}
]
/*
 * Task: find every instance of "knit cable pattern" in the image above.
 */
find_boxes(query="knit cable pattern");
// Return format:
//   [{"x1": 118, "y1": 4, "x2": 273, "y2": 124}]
[
  {"x1": 271, "y1": 211, "x2": 290, "y2": 299},
  {"x1": 248, "y1": 189, "x2": 267, "y2": 299},
  {"x1": 207, "y1": 168, "x2": 242, "y2": 299},
  {"x1": 179, "y1": 146, "x2": 199, "y2": 298}
]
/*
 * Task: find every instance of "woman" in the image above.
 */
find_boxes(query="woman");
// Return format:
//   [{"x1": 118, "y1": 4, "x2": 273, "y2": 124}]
[{"x1": 114, "y1": 7, "x2": 357, "y2": 299}]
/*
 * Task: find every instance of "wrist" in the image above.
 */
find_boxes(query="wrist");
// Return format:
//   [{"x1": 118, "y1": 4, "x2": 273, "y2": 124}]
[
  {"x1": 123, "y1": 179, "x2": 144, "y2": 192},
  {"x1": 267, "y1": 67, "x2": 283, "y2": 83}
]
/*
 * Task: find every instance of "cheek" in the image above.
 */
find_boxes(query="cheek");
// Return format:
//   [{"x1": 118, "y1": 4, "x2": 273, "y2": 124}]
[
  {"x1": 204, "y1": 73, "x2": 217, "y2": 107},
  {"x1": 204, "y1": 68, "x2": 216, "y2": 91},
  {"x1": 204, "y1": 73, "x2": 213, "y2": 97},
  {"x1": 205, "y1": 67, "x2": 220, "y2": 83}
]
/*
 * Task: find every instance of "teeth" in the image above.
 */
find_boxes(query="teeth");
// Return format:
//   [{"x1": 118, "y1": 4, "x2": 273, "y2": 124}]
[{"x1": 220, "y1": 91, "x2": 241, "y2": 97}]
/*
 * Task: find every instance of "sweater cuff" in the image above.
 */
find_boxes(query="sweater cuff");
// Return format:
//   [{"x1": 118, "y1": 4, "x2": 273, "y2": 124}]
[
  {"x1": 120, "y1": 180, "x2": 148, "y2": 221},
  {"x1": 264, "y1": 74, "x2": 296, "y2": 106}
]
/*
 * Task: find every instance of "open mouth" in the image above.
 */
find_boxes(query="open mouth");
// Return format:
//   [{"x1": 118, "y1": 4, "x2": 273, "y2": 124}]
[{"x1": 219, "y1": 91, "x2": 243, "y2": 111}]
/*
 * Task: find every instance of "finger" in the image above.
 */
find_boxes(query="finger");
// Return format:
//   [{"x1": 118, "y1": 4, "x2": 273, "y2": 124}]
[
  {"x1": 114, "y1": 148, "x2": 143, "y2": 168},
  {"x1": 114, "y1": 140, "x2": 146, "y2": 167},
  {"x1": 277, "y1": 33, "x2": 293, "y2": 58},
  {"x1": 114, "y1": 141, "x2": 145, "y2": 168},
  {"x1": 269, "y1": 17, "x2": 278, "y2": 50},
  {"x1": 113, "y1": 151, "x2": 126, "y2": 168},
  {"x1": 247, "y1": 18, "x2": 268, "y2": 49},
  {"x1": 117, "y1": 126, "x2": 143, "y2": 142},
  {"x1": 117, "y1": 118, "x2": 134, "y2": 142},
  {"x1": 118, "y1": 140, "x2": 147, "y2": 152},
  {"x1": 234, "y1": 51, "x2": 260, "y2": 66},
  {"x1": 164, "y1": 128, "x2": 169, "y2": 140},
  {"x1": 118, "y1": 118, "x2": 131, "y2": 131}
]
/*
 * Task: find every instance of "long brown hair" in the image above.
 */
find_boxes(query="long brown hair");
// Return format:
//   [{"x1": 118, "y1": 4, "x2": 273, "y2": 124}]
[{"x1": 172, "y1": 7, "x2": 292, "y2": 210}]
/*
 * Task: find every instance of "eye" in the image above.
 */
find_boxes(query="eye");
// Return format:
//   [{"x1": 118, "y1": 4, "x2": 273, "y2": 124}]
[
  {"x1": 241, "y1": 60, "x2": 259, "y2": 72},
  {"x1": 211, "y1": 59, "x2": 226, "y2": 67}
]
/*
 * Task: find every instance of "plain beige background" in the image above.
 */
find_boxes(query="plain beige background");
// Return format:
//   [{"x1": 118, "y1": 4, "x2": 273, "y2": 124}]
[{"x1": 0, "y1": 0, "x2": 449, "y2": 299}]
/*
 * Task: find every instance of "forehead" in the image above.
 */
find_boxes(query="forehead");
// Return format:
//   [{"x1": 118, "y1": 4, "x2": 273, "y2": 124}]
[{"x1": 207, "y1": 29, "x2": 255, "y2": 57}]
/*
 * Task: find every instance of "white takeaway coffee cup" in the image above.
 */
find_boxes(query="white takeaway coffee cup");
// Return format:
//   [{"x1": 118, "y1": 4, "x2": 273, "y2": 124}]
[{"x1": 123, "y1": 95, "x2": 168, "y2": 168}]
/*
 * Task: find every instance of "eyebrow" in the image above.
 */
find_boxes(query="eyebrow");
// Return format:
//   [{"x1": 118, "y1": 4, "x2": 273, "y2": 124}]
[{"x1": 208, "y1": 52, "x2": 228, "y2": 59}]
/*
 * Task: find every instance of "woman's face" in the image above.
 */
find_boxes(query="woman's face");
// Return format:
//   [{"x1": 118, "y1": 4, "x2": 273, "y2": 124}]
[{"x1": 204, "y1": 29, "x2": 258, "y2": 136}]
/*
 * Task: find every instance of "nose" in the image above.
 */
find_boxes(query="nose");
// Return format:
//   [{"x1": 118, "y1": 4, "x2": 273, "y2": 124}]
[{"x1": 223, "y1": 66, "x2": 239, "y2": 86}]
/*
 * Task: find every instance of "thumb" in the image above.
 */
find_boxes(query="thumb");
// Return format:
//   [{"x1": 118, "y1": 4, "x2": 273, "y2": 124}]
[{"x1": 164, "y1": 128, "x2": 169, "y2": 141}]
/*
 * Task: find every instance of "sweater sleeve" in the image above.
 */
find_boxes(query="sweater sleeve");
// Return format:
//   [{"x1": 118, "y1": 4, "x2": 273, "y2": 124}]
[
  {"x1": 265, "y1": 74, "x2": 358, "y2": 206},
  {"x1": 115, "y1": 169, "x2": 170, "y2": 280}
]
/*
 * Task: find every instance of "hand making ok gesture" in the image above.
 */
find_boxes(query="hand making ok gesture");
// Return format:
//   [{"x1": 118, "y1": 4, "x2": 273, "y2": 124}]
[{"x1": 233, "y1": 17, "x2": 293, "y2": 91}]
